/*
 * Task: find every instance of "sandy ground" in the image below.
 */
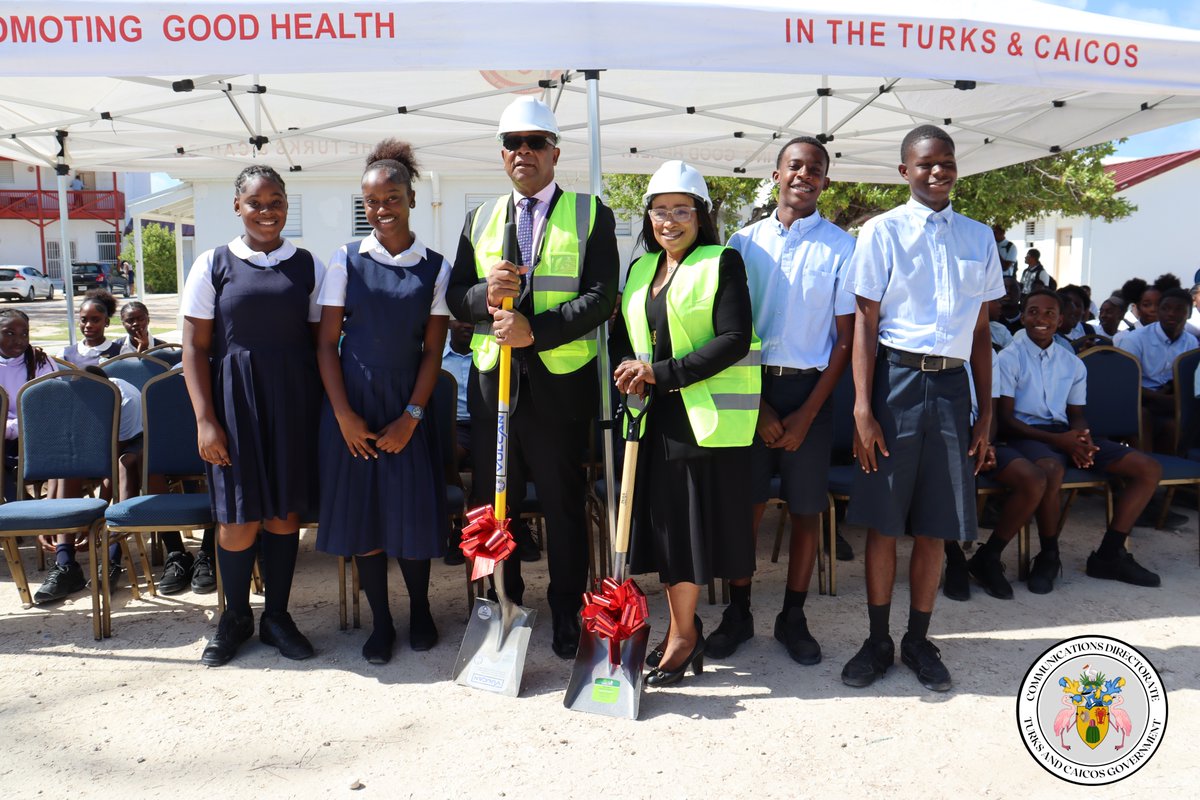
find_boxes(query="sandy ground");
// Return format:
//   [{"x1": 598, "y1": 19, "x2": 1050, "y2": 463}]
[{"x1": 1, "y1": 494, "x2": 1196, "y2": 800}]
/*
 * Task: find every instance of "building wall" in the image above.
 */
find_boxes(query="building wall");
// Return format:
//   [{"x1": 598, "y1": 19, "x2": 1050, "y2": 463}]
[
  {"x1": 1004, "y1": 160, "x2": 1200, "y2": 299},
  {"x1": 187, "y1": 172, "x2": 642, "y2": 286}
]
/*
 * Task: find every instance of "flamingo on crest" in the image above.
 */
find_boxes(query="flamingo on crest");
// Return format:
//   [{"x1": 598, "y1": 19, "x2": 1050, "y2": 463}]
[
  {"x1": 1054, "y1": 696, "x2": 1076, "y2": 750},
  {"x1": 1109, "y1": 695, "x2": 1133, "y2": 751}
]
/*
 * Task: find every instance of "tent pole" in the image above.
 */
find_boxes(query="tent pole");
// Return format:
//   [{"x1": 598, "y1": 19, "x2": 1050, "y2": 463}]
[
  {"x1": 54, "y1": 131, "x2": 77, "y2": 347},
  {"x1": 585, "y1": 69, "x2": 618, "y2": 569},
  {"x1": 133, "y1": 216, "x2": 146, "y2": 300},
  {"x1": 174, "y1": 217, "x2": 185, "y2": 305}
]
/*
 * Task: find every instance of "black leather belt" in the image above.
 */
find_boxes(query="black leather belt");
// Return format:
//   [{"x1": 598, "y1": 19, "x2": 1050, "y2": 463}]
[
  {"x1": 763, "y1": 365, "x2": 819, "y2": 376},
  {"x1": 882, "y1": 346, "x2": 965, "y2": 372}
]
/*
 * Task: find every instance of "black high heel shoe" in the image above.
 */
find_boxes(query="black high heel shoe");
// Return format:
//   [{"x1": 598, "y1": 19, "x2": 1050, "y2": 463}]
[
  {"x1": 645, "y1": 633, "x2": 706, "y2": 688},
  {"x1": 646, "y1": 614, "x2": 703, "y2": 668}
]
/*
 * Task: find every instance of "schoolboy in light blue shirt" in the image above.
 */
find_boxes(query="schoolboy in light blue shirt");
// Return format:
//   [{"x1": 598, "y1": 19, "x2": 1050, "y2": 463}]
[
  {"x1": 997, "y1": 289, "x2": 1162, "y2": 591},
  {"x1": 714, "y1": 136, "x2": 855, "y2": 667},
  {"x1": 841, "y1": 125, "x2": 1003, "y2": 694}
]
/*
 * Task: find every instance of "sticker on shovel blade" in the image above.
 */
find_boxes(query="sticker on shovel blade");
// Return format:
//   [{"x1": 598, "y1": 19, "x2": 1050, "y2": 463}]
[
  {"x1": 476, "y1": 605, "x2": 493, "y2": 620},
  {"x1": 592, "y1": 678, "x2": 621, "y2": 704}
]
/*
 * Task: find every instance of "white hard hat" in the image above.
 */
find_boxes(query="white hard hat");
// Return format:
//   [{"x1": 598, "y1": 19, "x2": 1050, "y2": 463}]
[
  {"x1": 496, "y1": 96, "x2": 560, "y2": 140},
  {"x1": 643, "y1": 160, "x2": 712, "y2": 210}
]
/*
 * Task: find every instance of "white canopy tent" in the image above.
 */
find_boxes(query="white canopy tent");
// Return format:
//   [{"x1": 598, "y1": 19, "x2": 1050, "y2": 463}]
[{"x1": 4, "y1": 0, "x2": 1199, "y2": 535}]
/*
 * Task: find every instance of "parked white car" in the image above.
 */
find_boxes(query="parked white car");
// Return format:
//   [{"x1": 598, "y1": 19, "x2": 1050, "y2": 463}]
[{"x1": 0, "y1": 265, "x2": 55, "y2": 301}]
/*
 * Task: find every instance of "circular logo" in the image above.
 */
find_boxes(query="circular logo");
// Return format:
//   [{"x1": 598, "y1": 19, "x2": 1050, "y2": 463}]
[
  {"x1": 477, "y1": 604, "x2": 493, "y2": 621},
  {"x1": 1017, "y1": 635, "x2": 1167, "y2": 785}
]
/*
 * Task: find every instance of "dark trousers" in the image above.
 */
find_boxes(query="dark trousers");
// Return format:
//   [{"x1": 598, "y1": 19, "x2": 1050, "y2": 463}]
[{"x1": 470, "y1": 376, "x2": 590, "y2": 615}]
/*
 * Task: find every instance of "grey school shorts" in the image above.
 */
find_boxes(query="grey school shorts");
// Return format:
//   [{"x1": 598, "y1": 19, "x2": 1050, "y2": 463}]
[
  {"x1": 846, "y1": 354, "x2": 978, "y2": 542},
  {"x1": 750, "y1": 369, "x2": 833, "y2": 515}
]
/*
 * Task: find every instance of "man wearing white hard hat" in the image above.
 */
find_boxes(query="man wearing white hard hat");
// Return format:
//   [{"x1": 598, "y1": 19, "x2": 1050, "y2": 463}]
[{"x1": 446, "y1": 96, "x2": 618, "y2": 659}]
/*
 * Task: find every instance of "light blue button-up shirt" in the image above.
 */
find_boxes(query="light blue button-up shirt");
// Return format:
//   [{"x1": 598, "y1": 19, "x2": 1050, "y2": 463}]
[
  {"x1": 729, "y1": 210, "x2": 855, "y2": 371},
  {"x1": 844, "y1": 198, "x2": 1005, "y2": 361},
  {"x1": 994, "y1": 330, "x2": 1086, "y2": 426},
  {"x1": 1117, "y1": 321, "x2": 1199, "y2": 390},
  {"x1": 441, "y1": 341, "x2": 473, "y2": 421}
]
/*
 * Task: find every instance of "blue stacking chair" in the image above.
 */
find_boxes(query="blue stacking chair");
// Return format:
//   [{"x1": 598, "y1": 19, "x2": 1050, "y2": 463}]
[
  {"x1": 1080, "y1": 346, "x2": 1200, "y2": 560},
  {"x1": 103, "y1": 368, "x2": 213, "y2": 636},
  {"x1": 1172, "y1": 349, "x2": 1200, "y2": 459},
  {"x1": 100, "y1": 352, "x2": 170, "y2": 390},
  {"x1": 143, "y1": 343, "x2": 184, "y2": 367},
  {"x1": 0, "y1": 370, "x2": 119, "y2": 639}
]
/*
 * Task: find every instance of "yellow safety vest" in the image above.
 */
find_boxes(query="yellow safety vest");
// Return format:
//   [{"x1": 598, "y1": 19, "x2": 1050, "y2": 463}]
[
  {"x1": 622, "y1": 245, "x2": 761, "y2": 447},
  {"x1": 469, "y1": 192, "x2": 597, "y2": 374}
]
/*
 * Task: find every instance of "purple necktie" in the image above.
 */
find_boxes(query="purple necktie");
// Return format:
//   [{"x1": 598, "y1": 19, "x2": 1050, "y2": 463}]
[{"x1": 518, "y1": 196, "x2": 537, "y2": 267}]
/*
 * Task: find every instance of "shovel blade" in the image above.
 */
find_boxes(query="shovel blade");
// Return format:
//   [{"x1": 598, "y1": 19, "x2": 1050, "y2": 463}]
[
  {"x1": 453, "y1": 597, "x2": 536, "y2": 697},
  {"x1": 563, "y1": 625, "x2": 650, "y2": 719}
]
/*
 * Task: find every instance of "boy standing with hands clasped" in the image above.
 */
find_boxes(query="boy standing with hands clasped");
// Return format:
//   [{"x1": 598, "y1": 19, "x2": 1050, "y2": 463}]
[{"x1": 841, "y1": 126, "x2": 1004, "y2": 693}]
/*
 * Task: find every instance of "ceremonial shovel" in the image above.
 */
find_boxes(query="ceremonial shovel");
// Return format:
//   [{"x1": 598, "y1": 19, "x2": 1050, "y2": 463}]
[
  {"x1": 452, "y1": 222, "x2": 536, "y2": 697},
  {"x1": 564, "y1": 392, "x2": 651, "y2": 719}
]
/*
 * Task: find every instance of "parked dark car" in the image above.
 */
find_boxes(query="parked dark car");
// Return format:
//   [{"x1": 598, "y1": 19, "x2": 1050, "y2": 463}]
[{"x1": 71, "y1": 262, "x2": 129, "y2": 297}]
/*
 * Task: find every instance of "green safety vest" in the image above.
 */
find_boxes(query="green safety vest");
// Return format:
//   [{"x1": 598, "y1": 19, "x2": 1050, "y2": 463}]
[
  {"x1": 622, "y1": 245, "x2": 761, "y2": 447},
  {"x1": 469, "y1": 192, "x2": 597, "y2": 374}
]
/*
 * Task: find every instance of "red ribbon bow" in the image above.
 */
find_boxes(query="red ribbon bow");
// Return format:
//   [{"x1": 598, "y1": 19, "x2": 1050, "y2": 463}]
[
  {"x1": 581, "y1": 577, "x2": 649, "y2": 666},
  {"x1": 460, "y1": 505, "x2": 515, "y2": 581}
]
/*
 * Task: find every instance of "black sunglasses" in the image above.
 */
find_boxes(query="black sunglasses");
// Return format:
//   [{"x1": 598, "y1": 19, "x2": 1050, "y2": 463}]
[{"x1": 502, "y1": 134, "x2": 555, "y2": 152}]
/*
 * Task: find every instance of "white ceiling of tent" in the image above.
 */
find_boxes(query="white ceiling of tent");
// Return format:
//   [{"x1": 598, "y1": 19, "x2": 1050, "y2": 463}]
[{"x1": 1, "y1": 0, "x2": 1199, "y2": 182}]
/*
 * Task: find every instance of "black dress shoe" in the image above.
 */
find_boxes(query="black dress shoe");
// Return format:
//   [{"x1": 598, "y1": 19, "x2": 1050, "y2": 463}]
[
  {"x1": 362, "y1": 625, "x2": 396, "y2": 665},
  {"x1": 835, "y1": 532, "x2": 855, "y2": 562},
  {"x1": 200, "y1": 609, "x2": 254, "y2": 667},
  {"x1": 942, "y1": 555, "x2": 970, "y2": 602},
  {"x1": 1086, "y1": 549, "x2": 1161, "y2": 587},
  {"x1": 841, "y1": 636, "x2": 894, "y2": 688},
  {"x1": 33, "y1": 562, "x2": 87, "y2": 605},
  {"x1": 900, "y1": 633, "x2": 952, "y2": 692},
  {"x1": 516, "y1": 538, "x2": 541, "y2": 563},
  {"x1": 774, "y1": 608, "x2": 821, "y2": 665},
  {"x1": 409, "y1": 606, "x2": 439, "y2": 652},
  {"x1": 191, "y1": 551, "x2": 217, "y2": 594},
  {"x1": 443, "y1": 546, "x2": 466, "y2": 567},
  {"x1": 260, "y1": 611, "x2": 315, "y2": 660},
  {"x1": 157, "y1": 551, "x2": 195, "y2": 596},
  {"x1": 551, "y1": 610, "x2": 581, "y2": 659},
  {"x1": 645, "y1": 634, "x2": 705, "y2": 688},
  {"x1": 967, "y1": 550, "x2": 1013, "y2": 600},
  {"x1": 1026, "y1": 550, "x2": 1062, "y2": 595},
  {"x1": 647, "y1": 615, "x2": 703, "y2": 669},
  {"x1": 704, "y1": 604, "x2": 753, "y2": 659}
]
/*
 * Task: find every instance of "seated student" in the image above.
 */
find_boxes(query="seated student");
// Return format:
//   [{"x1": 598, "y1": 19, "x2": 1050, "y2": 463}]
[
  {"x1": 117, "y1": 301, "x2": 168, "y2": 354},
  {"x1": 987, "y1": 294, "x2": 1013, "y2": 350},
  {"x1": 996, "y1": 289, "x2": 1163, "y2": 590},
  {"x1": 1186, "y1": 284, "x2": 1200, "y2": 339},
  {"x1": 441, "y1": 318, "x2": 473, "y2": 567},
  {"x1": 33, "y1": 366, "x2": 145, "y2": 603},
  {"x1": 1087, "y1": 294, "x2": 1128, "y2": 339},
  {"x1": 998, "y1": 277, "x2": 1023, "y2": 334},
  {"x1": 943, "y1": 358, "x2": 1046, "y2": 601},
  {"x1": 60, "y1": 290, "x2": 123, "y2": 367},
  {"x1": 1117, "y1": 287, "x2": 1198, "y2": 453},
  {"x1": 1054, "y1": 286, "x2": 1089, "y2": 347},
  {"x1": 1116, "y1": 280, "x2": 1159, "y2": 346},
  {"x1": 1, "y1": 310, "x2": 56, "y2": 475}
]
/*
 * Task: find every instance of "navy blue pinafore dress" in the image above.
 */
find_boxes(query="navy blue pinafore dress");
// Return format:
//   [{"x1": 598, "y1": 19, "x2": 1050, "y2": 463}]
[
  {"x1": 207, "y1": 245, "x2": 322, "y2": 524},
  {"x1": 316, "y1": 246, "x2": 446, "y2": 559}
]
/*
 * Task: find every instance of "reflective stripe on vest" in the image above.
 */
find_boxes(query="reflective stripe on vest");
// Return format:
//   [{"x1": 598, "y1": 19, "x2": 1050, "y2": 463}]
[
  {"x1": 622, "y1": 245, "x2": 761, "y2": 447},
  {"x1": 468, "y1": 192, "x2": 597, "y2": 374}
]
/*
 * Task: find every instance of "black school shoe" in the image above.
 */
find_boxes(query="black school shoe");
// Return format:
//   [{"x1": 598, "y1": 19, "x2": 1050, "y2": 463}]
[
  {"x1": 704, "y1": 603, "x2": 754, "y2": 659},
  {"x1": 190, "y1": 551, "x2": 217, "y2": 594},
  {"x1": 835, "y1": 532, "x2": 855, "y2": 562},
  {"x1": 841, "y1": 636, "x2": 894, "y2": 688},
  {"x1": 33, "y1": 562, "x2": 88, "y2": 604},
  {"x1": 200, "y1": 609, "x2": 255, "y2": 667},
  {"x1": 260, "y1": 610, "x2": 315, "y2": 660},
  {"x1": 1026, "y1": 550, "x2": 1062, "y2": 595},
  {"x1": 157, "y1": 551, "x2": 195, "y2": 596},
  {"x1": 967, "y1": 550, "x2": 1013, "y2": 600},
  {"x1": 773, "y1": 608, "x2": 821, "y2": 665},
  {"x1": 1085, "y1": 550, "x2": 1161, "y2": 588},
  {"x1": 900, "y1": 633, "x2": 952, "y2": 692},
  {"x1": 942, "y1": 553, "x2": 970, "y2": 602},
  {"x1": 551, "y1": 609, "x2": 580, "y2": 660}
]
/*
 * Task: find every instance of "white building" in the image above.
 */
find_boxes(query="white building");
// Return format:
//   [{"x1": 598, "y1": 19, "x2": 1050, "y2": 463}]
[
  {"x1": 1004, "y1": 149, "x2": 1200, "y2": 298},
  {"x1": 0, "y1": 159, "x2": 134, "y2": 278}
]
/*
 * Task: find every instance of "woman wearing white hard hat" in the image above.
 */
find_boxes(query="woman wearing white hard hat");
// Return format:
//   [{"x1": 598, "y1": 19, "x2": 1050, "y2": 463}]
[{"x1": 611, "y1": 160, "x2": 760, "y2": 687}]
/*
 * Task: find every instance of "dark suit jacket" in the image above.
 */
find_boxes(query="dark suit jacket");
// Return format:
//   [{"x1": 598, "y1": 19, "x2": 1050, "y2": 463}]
[{"x1": 446, "y1": 185, "x2": 619, "y2": 422}]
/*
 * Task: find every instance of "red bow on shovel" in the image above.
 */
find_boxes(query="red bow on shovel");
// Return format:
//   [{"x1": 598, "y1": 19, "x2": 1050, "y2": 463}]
[
  {"x1": 581, "y1": 579, "x2": 649, "y2": 666},
  {"x1": 460, "y1": 505, "x2": 515, "y2": 582}
]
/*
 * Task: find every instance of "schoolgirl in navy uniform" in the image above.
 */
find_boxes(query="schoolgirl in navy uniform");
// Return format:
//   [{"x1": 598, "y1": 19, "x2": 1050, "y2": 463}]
[
  {"x1": 60, "y1": 289, "x2": 122, "y2": 366},
  {"x1": 182, "y1": 165, "x2": 325, "y2": 667},
  {"x1": 315, "y1": 140, "x2": 449, "y2": 664}
]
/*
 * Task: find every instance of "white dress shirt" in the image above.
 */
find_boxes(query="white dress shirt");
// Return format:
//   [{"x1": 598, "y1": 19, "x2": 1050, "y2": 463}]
[
  {"x1": 844, "y1": 198, "x2": 1005, "y2": 361},
  {"x1": 319, "y1": 233, "x2": 450, "y2": 316},
  {"x1": 181, "y1": 237, "x2": 326, "y2": 323},
  {"x1": 729, "y1": 209, "x2": 855, "y2": 371}
]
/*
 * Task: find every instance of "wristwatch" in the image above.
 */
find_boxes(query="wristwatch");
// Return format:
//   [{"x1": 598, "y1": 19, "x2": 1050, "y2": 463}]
[{"x1": 405, "y1": 404, "x2": 424, "y2": 421}]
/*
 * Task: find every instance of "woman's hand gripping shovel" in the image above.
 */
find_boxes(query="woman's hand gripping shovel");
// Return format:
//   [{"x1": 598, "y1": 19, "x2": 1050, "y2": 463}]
[
  {"x1": 564, "y1": 391, "x2": 651, "y2": 719},
  {"x1": 452, "y1": 221, "x2": 536, "y2": 697}
]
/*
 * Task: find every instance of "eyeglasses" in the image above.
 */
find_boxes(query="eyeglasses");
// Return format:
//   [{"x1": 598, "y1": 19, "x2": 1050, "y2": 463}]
[
  {"x1": 648, "y1": 207, "x2": 697, "y2": 224},
  {"x1": 501, "y1": 134, "x2": 555, "y2": 152}
]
